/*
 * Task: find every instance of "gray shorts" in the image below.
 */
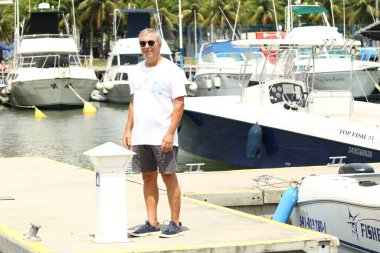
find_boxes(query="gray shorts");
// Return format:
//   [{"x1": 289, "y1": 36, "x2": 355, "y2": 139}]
[{"x1": 132, "y1": 145, "x2": 178, "y2": 174}]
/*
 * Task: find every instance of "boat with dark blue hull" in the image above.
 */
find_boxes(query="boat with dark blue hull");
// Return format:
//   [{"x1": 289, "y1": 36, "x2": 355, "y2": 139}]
[
  {"x1": 180, "y1": 66, "x2": 380, "y2": 171},
  {"x1": 180, "y1": 108, "x2": 380, "y2": 169},
  {"x1": 179, "y1": 39, "x2": 380, "y2": 169}
]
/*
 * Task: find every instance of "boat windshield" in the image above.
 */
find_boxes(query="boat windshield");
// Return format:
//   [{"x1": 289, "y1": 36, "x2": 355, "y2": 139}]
[
  {"x1": 113, "y1": 54, "x2": 173, "y2": 66},
  {"x1": 18, "y1": 54, "x2": 91, "y2": 68},
  {"x1": 118, "y1": 54, "x2": 144, "y2": 66},
  {"x1": 288, "y1": 48, "x2": 351, "y2": 60},
  {"x1": 202, "y1": 51, "x2": 263, "y2": 63}
]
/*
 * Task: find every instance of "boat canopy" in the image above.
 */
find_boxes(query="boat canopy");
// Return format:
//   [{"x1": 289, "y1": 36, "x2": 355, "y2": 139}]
[
  {"x1": 115, "y1": 9, "x2": 159, "y2": 39},
  {"x1": 290, "y1": 5, "x2": 327, "y2": 15},
  {"x1": 0, "y1": 42, "x2": 10, "y2": 51},
  {"x1": 25, "y1": 11, "x2": 59, "y2": 35},
  {"x1": 355, "y1": 21, "x2": 380, "y2": 41}
]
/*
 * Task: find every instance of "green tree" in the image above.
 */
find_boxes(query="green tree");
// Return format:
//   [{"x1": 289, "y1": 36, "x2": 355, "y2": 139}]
[
  {"x1": 0, "y1": 5, "x2": 13, "y2": 44},
  {"x1": 77, "y1": 0, "x2": 120, "y2": 58}
]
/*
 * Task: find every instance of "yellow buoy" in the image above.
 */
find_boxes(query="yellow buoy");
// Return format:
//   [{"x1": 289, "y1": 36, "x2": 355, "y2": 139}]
[
  {"x1": 34, "y1": 107, "x2": 47, "y2": 118},
  {"x1": 83, "y1": 102, "x2": 97, "y2": 114}
]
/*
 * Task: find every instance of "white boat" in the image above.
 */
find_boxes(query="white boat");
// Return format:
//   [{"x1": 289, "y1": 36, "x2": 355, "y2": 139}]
[
  {"x1": 179, "y1": 39, "x2": 380, "y2": 169},
  {"x1": 3, "y1": 2, "x2": 97, "y2": 109},
  {"x1": 94, "y1": 9, "x2": 173, "y2": 104},
  {"x1": 189, "y1": 40, "x2": 266, "y2": 97},
  {"x1": 290, "y1": 164, "x2": 380, "y2": 253},
  {"x1": 279, "y1": 4, "x2": 380, "y2": 99}
]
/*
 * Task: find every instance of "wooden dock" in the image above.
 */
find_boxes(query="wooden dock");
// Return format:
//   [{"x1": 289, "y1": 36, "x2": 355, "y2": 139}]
[{"x1": 0, "y1": 156, "x2": 365, "y2": 253}]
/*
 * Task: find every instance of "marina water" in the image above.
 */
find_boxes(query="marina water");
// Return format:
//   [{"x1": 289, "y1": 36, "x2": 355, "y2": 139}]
[{"x1": 0, "y1": 102, "x2": 235, "y2": 172}]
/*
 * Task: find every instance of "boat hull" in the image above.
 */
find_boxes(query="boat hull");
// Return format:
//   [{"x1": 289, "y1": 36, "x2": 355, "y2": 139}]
[
  {"x1": 194, "y1": 72, "x2": 251, "y2": 96},
  {"x1": 104, "y1": 82, "x2": 131, "y2": 104},
  {"x1": 179, "y1": 110, "x2": 380, "y2": 168},
  {"x1": 10, "y1": 77, "x2": 97, "y2": 109},
  {"x1": 291, "y1": 201, "x2": 380, "y2": 253},
  {"x1": 290, "y1": 174, "x2": 380, "y2": 253}
]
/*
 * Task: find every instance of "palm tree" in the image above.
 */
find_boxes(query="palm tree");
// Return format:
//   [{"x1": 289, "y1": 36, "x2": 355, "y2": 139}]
[
  {"x1": 203, "y1": 0, "x2": 240, "y2": 40},
  {"x1": 181, "y1": 1, "x2": 205, "y2": 55},
  {"x1": 0, "y1": 5, "x2": 13, "y2": 44},
  {"x1": 77, "y1": 0, "x2": 120, "y2": 59}
]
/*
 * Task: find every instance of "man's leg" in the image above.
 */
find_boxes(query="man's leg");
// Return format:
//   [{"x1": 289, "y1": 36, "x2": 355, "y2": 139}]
[
  {"x1": 142, "y1": 171, "x2": 159, "y2": 226},
  {"x1": 161, "y1": 173, "x2": 181, "y2": 225}
]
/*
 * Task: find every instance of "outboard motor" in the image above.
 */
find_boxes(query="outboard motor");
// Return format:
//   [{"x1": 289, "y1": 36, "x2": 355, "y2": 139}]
[{"x1": 338, "y1": 163, "x2": 374, "y2": 174}]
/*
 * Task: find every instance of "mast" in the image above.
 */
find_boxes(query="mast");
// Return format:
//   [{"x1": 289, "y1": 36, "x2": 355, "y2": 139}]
[{"x1": 178, "y1": 0, "x2": 184, "y2": 69}]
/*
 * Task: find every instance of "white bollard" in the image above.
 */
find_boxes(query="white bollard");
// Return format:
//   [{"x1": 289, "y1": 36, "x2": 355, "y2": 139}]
[{"x1": 84, "y1": 142, "x2": 135, "y2": 243}]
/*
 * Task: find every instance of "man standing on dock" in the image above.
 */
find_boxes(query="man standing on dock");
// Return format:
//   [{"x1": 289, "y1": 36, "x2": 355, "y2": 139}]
[{"x1": 122, "y1": 28, "x2": 187, "y2": 238}]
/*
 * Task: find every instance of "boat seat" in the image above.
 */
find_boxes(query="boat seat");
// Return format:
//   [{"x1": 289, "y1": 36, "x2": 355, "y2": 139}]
[{"x1": 307, "y1": 90, "x2": 353, "y2": 117}]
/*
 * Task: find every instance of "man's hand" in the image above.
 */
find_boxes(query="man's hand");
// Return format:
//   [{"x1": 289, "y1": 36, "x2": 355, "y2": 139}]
[
  {"x1": 122, "y1": 131, "x2": 132, "y2": 150},
  {"x1": 161, "y1": 133, "x2": 174, "y2": 153}
]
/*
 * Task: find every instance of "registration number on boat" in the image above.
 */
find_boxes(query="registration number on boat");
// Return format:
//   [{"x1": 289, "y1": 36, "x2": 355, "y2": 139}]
[{"x1": 299, "y1": 215, "x2": 327, "y2": 233}]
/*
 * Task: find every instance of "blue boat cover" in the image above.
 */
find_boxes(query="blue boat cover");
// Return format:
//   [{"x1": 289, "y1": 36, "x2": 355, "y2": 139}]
[
  {"x1": 201, "y1": 40, "x2": 259, "y2": 56},
  {"x1": 0, "y1": 42, "x2": 10, "y2": 51}
]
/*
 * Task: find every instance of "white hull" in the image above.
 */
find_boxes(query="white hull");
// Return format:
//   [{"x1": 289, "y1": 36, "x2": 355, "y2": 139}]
[
  {"x1": 10, "y1": 67, "x2": 97, "y2": 108},
  {"x1": 103, "y1": 81, "x2": 131, "y2": 103},
  {"x1": 290, "y1": 174, "x2": 380, "y2": 253}
]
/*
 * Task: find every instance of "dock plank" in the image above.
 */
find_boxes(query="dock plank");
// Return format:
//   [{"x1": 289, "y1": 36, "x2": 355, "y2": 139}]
[{"x1": 0, "y1": 157, "x2": 369, "y2": 253}]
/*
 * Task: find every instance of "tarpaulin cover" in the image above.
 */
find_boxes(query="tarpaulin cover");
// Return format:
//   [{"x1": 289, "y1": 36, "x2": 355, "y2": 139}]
[{"x1": 0, "y1": 42, "x2": 10, "y2": 51}]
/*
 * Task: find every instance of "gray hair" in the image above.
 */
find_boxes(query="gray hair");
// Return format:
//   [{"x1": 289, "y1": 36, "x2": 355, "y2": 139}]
[{"x1": 138, "y1": 28, "x2": 162, "y2": 45}]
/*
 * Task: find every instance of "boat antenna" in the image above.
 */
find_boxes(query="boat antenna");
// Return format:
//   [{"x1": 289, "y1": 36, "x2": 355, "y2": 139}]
[
  {"x1": 218, "y1": 6, "x2": 239, "y2": 40},
  {"x1": 154, "y1": 0, "x2": 165, "y2": 40},
  {"x1": 71, "y1": 0, "x2": 78, "y2": 47},
  {"x1": 232, "y1": 0, "x2": 241, "y2": 40},
  {"x1": 178, "y1": 0, "x2": 184, "y2": 69},
  {"x1": 343, "y1": 0, "x2": 345, "y2": 38},
  {"x1": 329, "y1": 0, "x2": 335, "y2": 27},
  {"x1": 194, "y1": 9, "x2": 197, "y2": 63},
  {"x1": 272, "y1": 0, "x2": 279, "y2": 36}
]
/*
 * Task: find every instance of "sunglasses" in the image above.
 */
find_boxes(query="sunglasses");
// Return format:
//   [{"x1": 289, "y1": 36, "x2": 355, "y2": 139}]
[{"x1": 139, "y1": 40, "x2": 155, "y2": 47}]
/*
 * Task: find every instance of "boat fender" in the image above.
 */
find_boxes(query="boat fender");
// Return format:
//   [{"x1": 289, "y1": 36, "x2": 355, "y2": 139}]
[
  {"x1": 246, "y1": 124, "x2": 262, "y2": 158},
  {"x1": 5, "y1": 85, "x2": 11, "y2": 94},
  {"x1": 206, "y1": 79, "x2": 212, "y2": 90},
  {"x1": 104, "y1": 82, "x2": 114, "y2": 90},
  {"x1": 95, "y1": 82, "x2": 104, "y2": 90},
  {"x1": 189, "y1": 82, "x2": 198, "y2": 92},
  {"x1": 214, "y1": 76, "x2": 221, "y2": 89},
  {"x1": 272, "y1": 185, "x2": 298, "y2": 223}
]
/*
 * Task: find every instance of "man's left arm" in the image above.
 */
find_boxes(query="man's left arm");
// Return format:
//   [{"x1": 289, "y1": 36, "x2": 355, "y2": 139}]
[{"x1": 161, "y1": 96, "x2": 185, "y2": 152}]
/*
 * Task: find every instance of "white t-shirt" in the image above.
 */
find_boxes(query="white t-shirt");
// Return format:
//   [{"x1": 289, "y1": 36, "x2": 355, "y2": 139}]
[{"x1": 130, "y1": 58, "x2": 187, "y2": 146}]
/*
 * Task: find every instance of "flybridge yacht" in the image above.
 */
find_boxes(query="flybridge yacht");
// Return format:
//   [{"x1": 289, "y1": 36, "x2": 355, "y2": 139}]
[{"x1": 2, "y1": 2, "x2": 97, "y2": 109}]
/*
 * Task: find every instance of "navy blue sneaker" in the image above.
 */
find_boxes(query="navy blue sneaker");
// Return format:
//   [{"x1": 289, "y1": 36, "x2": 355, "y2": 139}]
[
  {"x1": 159, "y1": 221, "x2": 184, "y2": 238},
  {"x1": 129, "y1": 221, "x2": 160, "y2": 237}
]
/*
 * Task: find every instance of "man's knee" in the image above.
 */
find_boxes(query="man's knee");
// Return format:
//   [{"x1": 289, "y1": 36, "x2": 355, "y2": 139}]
[{"x1": 142, "y1": 172, "x2": 158, "y2": 183}]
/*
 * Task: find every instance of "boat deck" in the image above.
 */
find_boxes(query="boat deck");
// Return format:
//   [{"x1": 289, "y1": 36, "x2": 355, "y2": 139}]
[{"x1": 2, "y1": 157, "x2": 378, "y2": 253}]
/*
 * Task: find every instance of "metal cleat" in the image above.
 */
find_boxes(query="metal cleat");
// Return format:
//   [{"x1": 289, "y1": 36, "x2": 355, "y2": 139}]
[
  {"x1": 184, "y1": 163, "x2": 205, "y2": 173},
  {"x1": 23, "y1": 223, "x2": 41, "y2": 242},
  {"x1": 327, "y1": 156, "x2": 346, "y2": 166}
]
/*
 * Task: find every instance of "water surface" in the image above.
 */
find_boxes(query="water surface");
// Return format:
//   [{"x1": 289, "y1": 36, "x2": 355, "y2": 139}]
[{"x1": 0, "y1": 102, "x2": 235, "y2": 172}]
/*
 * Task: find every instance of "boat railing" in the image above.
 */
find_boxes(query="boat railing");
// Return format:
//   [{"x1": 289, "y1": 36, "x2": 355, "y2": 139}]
[
  {"x1": 21, "y1": 34, "x2": 73, "y2": 39},
  {"x1": 17, "y1": 54, "x2": 92, "y2": 69}
]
